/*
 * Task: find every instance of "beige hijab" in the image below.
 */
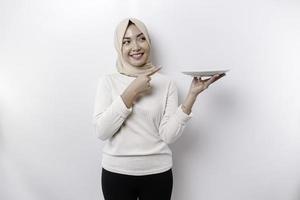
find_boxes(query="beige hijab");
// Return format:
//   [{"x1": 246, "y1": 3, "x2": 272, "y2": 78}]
[{"x1": 114, "y1": 18, "x2": 159, "y2": 77}]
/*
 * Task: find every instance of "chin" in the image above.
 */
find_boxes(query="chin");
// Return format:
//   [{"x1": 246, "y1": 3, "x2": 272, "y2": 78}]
[
  {"x1": 128, "y1": 60, "x2": 147, "y2": 67},
  {"x1": 133, "y1": 63, "x2": 147, "y2": 67}
]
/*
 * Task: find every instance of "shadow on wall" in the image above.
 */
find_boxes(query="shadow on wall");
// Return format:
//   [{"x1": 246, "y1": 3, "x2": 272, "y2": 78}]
[
  {"x1": 0, "y1": 100, "x2": 4, "y2": 157},
  {"x1": 175, "y1": 86, "x2": 239, "y2": 149},
  {"x1": 4, "y1": 150, "x2": 62, "y2": 199},
  {"x1": 169, "y1": 86, "x2": 239, "y2": 198},
  {"x1": 208, "y1": 87, "x2": 240, "y2": 122},
  {"x1": 0, "y1": 99, "x2": 62, "y2": 199}
]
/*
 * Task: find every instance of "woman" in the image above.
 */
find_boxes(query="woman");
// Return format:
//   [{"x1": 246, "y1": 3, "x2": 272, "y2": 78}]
[{"x1": 93, "y1": 18, "x2": 225, "y2": 200}]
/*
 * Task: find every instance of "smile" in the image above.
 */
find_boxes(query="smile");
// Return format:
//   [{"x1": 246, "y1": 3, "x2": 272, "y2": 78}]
[{"x1": 130, "y1": 53, "x2": 144, "y2": 59}]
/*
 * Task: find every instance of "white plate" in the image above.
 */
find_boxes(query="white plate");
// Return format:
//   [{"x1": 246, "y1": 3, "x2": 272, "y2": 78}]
[{"x1": 182, "y1": 69, "x2": 229, "y2": 77}]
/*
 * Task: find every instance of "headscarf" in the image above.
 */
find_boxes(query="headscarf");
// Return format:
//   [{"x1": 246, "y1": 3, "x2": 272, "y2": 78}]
[{"x1": 114, "y1": 18, "x2": 159, "y2": 77}]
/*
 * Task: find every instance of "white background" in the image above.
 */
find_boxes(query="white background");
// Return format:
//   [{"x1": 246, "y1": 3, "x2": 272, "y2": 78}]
[{"x1": 1, "y1": 0, "x2": 300, "y2": 199}]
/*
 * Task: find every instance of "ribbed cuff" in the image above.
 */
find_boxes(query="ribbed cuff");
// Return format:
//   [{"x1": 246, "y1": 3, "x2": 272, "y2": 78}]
[
  {"x1": 112, "y1": 95, "x2": 133, "y2": 118},
  {"x1": 176, "y1": 104, "x2": 193, "y2": 124}
]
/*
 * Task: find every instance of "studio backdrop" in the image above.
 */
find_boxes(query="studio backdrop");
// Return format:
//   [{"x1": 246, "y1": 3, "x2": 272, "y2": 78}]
[{"x1": 1, "y1": 0, "x2": 300, "y2": 199}]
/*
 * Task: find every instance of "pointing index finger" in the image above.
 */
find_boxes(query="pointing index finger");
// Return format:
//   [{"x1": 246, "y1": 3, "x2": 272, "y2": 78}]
[{"x1": 146, "y1": 67, "x2": 161, "y2": 76}]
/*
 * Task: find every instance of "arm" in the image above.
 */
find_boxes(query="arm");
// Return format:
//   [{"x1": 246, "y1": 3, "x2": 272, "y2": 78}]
[
  {"x1": 92, "y1": 76, "x2": 133, "y2": 141},
  {"x1": 121, "y1": 86, "x2": 138, "y2": 108},
  {"x1": 181, "y1": 74, "x2": 226, "y2": 115},
  {"x1": 181, "y1": 93, "x2": 197, "y2": 115},
  {"x1": 159, "y1": 74, "x2": 226, "y2": 143},
  {"x1": 158, "y1": 81, "x2": 193, "y2": 144}
]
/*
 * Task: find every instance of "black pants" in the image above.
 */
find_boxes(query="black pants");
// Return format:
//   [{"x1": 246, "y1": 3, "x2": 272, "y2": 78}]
[{"x1": 101, "y1": 168, "x2": 173, "y2": 200}]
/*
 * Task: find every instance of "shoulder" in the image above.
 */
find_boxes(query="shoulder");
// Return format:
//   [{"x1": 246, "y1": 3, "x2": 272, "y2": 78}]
[
  {"x1": 154, "y1": 73, "x2": 174, "y2": 85},
  {"x1": 157, "y1": 73, "x2": 177, "y2": 85},
  {"x1": 154, "y1": 73, "x2": 178, "y2": 93},
  {"x1": 96, "y1": 74, "x2": 114, "y2": 89},
  {"x1": 98, "y1": 73, "x2": 116, "y2": 80},
  {"x1": 97, "y1": 73, "x2": 121, "y2": 83}
]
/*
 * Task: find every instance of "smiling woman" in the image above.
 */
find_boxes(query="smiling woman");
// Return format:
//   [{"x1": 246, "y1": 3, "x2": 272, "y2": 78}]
[
  {"x1": 113, "y1": 18, "x2": 158, "y2": 77},
  {"x1": 93, "y1": 17, "x2": 225, "y2": 200},
  {"x1": 121, "y1": 22, "x2": 150, "y2": 67}
]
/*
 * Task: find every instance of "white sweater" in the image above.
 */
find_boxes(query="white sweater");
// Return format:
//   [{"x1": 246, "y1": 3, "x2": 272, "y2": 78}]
[{"x1": 93, "y1": 72, "x2": 193, "y2": 175}]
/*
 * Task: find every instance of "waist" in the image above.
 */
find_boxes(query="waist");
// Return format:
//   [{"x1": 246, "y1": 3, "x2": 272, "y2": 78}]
[{"x1": 101, "y1": 152, "x2": 173, "y2": 176}]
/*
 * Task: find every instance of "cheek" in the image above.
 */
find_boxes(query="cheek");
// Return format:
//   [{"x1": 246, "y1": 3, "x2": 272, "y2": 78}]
[
  {"x1": 140, "y1": 44, "x2": 150, "y2": 57},
  {"x1": 121, "y1": 46, "x2": 129, "y2": 56},
  {"x1": 141, "y1": 42, "x2": 150, "y2": 51},
  {"x1": 144, "y1": 46, "x2": 150, "y2": 56}
]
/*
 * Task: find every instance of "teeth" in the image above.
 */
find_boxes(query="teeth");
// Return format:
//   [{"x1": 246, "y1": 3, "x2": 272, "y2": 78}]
[{"x1": 131, "y1": 53, "x2": 143, "y2": 58}]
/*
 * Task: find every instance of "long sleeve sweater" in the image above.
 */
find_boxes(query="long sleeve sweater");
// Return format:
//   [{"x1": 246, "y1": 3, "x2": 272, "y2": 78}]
[{"x1": 93, "y1": 72, "x2": 193, "y2": 175}]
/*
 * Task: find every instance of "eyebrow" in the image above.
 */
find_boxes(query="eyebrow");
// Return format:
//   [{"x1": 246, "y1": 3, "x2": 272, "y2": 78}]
[{"x1": 123, "y1": 33, "x2": 144, "y2": 40}]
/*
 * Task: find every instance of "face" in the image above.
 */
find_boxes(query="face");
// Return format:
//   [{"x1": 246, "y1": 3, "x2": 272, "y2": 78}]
[{"x1": 122, "y1": 24, "x2": 150, "y2": 67}]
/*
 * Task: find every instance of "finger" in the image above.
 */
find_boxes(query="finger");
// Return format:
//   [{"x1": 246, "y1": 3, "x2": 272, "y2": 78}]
[
  {"x1": 146, "y1": 67, "x2": 161, "y2": 76},
  {"x1": 211, "y1": 73, "x2": 225, "y2": 83},
  {"x1": 195, "y1": 77, "x2": 203, "y2": 82},
  {"x1": 193, "y1": 77, "x2": 198, "y2": 83},
  {"x1": 204, "y1": 75, "x2": 218, "y2": 85},
  {"x1": 202, "y1": 77, "x2": 211, "y2": 82},
  {"x1": 147, "y1": 83, "x2": 152, "y2": 90},
  {"x1": 208, "y1": 73, "x2": 225, "y2": 85}
]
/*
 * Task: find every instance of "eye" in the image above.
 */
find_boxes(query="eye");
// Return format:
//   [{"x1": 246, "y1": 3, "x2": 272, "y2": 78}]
[
  {"x1": 122, "y1": 40, "x2": 130, "y2": 45},
  {"x1": 139, "y1": 37, "x2": 146, "y2": 41}
]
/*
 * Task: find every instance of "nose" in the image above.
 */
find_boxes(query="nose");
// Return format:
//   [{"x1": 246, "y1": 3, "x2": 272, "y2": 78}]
[{"x1": 131, "y1": 40, "x2": 141, "y2": 51}]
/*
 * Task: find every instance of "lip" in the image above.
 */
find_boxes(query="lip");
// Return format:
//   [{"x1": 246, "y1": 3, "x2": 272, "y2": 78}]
[
  {"x1": 129, "y1": 52, "x2": 144, "y2": 60},
  {"x1": 130, "y1": 52, "x2": 144, "y2": 56}
]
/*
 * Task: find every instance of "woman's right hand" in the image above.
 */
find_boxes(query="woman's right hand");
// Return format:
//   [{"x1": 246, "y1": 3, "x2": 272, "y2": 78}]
[
  {"x1": 131, "y1": 67, "x2": 161, "y2": 96},
  {"x1": 121, "y1": 67, "x2": 161, "y2": 108}
]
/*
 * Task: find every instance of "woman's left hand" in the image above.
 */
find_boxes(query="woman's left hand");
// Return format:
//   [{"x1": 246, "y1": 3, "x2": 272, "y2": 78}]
[{"x1": 188, "y1": 73, "x2": 226, "y2": 96}]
